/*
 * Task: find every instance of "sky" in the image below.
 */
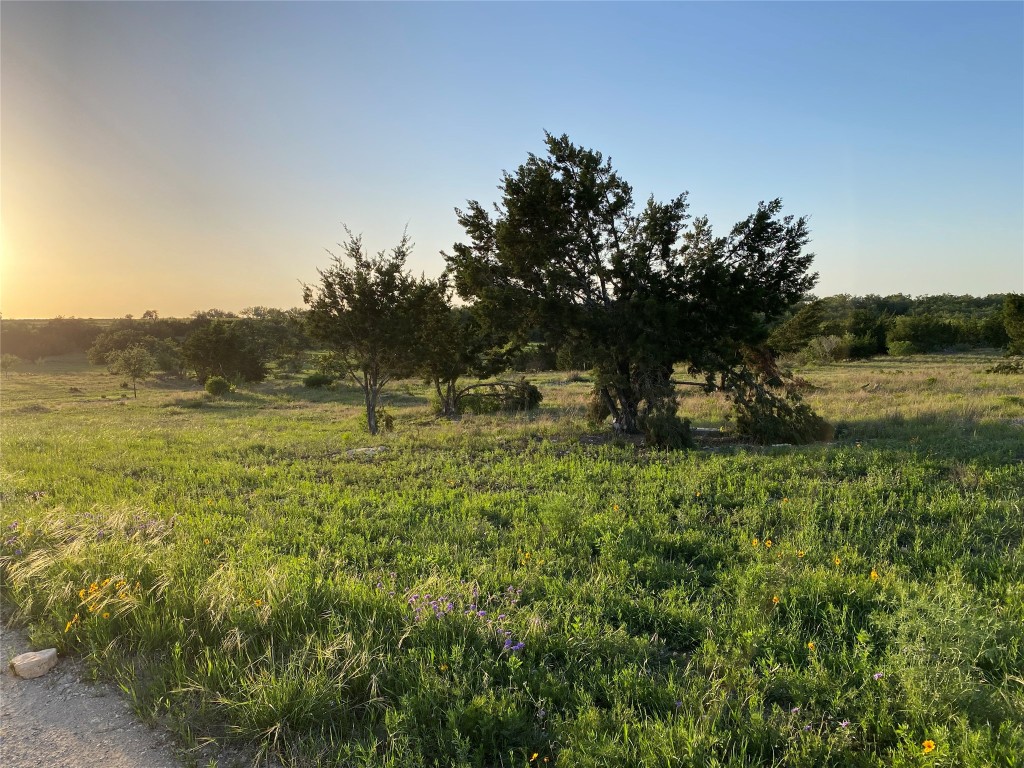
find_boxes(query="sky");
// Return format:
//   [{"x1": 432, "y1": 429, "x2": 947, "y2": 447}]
[{"x1": 1, "y1": 1, "x2": 1022, "y2": 319}]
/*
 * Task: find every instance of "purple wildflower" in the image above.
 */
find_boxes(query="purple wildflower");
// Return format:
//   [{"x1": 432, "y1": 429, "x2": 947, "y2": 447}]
[
  {"x1": 477, "y1": 610, "x2": 487, "y2": 618},
  {"x1": 511, "y1": 641, "x2": 525, "y2": 653},
  {"x1": 790, "y1": 707, "x2": 800, "y2": 714},
  {"x1": 14, "y1": 549, "x2": 23, "y2": 556},
  {"x1": 839, "y1": 720, "x2": 850, "y2": 729},
  {"x1": 872, "y1": 672, "x2": 883, "y2": 681}
]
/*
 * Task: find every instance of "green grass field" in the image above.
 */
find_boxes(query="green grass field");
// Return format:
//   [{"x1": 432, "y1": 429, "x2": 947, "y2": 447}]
[{"x1": 2, "y1": 354, "x2": 1022, "y2": 767}]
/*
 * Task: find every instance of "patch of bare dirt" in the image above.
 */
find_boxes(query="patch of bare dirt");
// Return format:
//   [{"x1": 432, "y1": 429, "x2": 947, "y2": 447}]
[{"x1": 0, "y1": 624, "x2": 182, "y2": 768}]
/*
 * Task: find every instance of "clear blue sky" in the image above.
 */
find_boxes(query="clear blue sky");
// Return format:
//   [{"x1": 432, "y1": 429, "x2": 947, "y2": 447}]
[{"x1": 2, "y1": 1, "x2": 1022, "y2": 317}]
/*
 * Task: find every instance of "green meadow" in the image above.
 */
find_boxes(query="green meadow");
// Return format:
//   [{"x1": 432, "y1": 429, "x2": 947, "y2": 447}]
[{"x1": 2, "y1": 354, "x2": 1022, "y2": 767}]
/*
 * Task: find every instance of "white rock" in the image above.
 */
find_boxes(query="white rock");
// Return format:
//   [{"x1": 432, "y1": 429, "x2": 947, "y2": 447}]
[{"x1": 10, "y1": 648, "x2": 59, "y2": 679}]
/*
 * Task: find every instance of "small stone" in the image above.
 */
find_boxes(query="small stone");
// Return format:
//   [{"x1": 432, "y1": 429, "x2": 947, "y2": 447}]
[{"x1": 10, "y1": 648, "x2": 59, "y2": 679}]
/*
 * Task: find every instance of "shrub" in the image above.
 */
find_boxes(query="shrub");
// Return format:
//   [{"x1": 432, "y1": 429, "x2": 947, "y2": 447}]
[
  {"x1": 587, "y1": 393, "x2": 611, "y2": 425},
  {"x1": 641, "y1": 408, "x2": 692, "y2": 450},
  {"x1": 205, "y1": 376, "x2": 231, "y2": 396},
  {"x1": 987, "y1": 357, "x2": 1024, "y2": 374},
  {"x1": 727, "y1": 376, "x2": 833, "y2": 444},
  {"x1": 887, "y1": 340, "x2": 918, "y2": 356},
  {"x1": 799, "y1": 335, "x2": 850, "y2": 364},
  {"x1": 303, "y1": 373, "x2": 334, "y2": 388}
]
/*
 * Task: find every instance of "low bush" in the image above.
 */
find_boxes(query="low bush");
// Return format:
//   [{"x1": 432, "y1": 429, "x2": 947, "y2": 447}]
[
  {"x1": 204, "y1": 376, "x2": 231, "y2": 396},
  {"x1": 887, "y1": 340, "x2": 918, "y2": 356},
  {"x1": 641, "y1": 407, "x2": 692, "y2": 450},
  {"x1": 302, "y1": 373, "x2": 334, "y2": 388}
]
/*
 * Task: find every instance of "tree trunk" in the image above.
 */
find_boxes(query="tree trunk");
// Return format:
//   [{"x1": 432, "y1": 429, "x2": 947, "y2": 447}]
[
  {"x1": 614, "y1": 360, "x2": 641, "y2": 433},
  {"x1": 133, "y1": 380, "x2": 137, "y2": 398},
  {"x1": 365, "y1": 386, "x2": 379, "y2": 435}
]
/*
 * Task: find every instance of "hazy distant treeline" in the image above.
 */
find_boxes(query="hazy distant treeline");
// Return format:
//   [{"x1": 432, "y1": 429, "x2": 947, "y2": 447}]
[{"x1": 0, "y1": 293, "x2": 1017, "y2": 367}]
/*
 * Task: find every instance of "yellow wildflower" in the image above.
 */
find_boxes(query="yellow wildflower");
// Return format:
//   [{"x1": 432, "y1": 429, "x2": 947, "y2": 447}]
[
  {"x1": 797, "y1": 550, "x2": 805, "y2": 558},
  {"x1": 870, "y1": 569, "x2": 879, "y2": 581},
  {"x1": 89, "y1": 583, "x2": 98, "y2": 593},
  {"x1": 772, "y1": 596, "x2": 780, "y2": 605},
  {"x1": 204, "y1": 538, "x2": 210, "y2": 545},
  {"x1": 530, "y1": 754, "x2": 539, "y2": 763},
  {"x1": 765, "y1": 538, "x2": 773, "y2": 548},
  {"x1": 834, "y1": 556, "x2": 841, "y2": 566},
  {"x1": 807, "y1": 641, "x2": 816, "y2": 651},
  {"x1": 79, "y1": 589, "x2": 86, "y2": 599},
  {"x1": 102, "y1": 612, "x2": 110, "y2": 619},
  {"x1": 922, "y1": 739, "x2": 935, "y2": 754},
  {"x1": 752, "y1": 538, "x2": 760, "y2": 548},
  {"x1": 253, "y1": 599, "x2": 264, "y2": 607},
  {"x1": 102, "y1": 578, "x2": 111, "y2": 587}
]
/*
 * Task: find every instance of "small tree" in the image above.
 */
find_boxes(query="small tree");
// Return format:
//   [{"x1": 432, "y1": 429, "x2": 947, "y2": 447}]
[
  {"x1": 303, "y1": 229, "x2": 427, "y2": 435},
  {"x1": 1, "y1": 353, "x2": 20, "y2": 377},
  {"x1": 108, "y1": 345, "x2": 155, "y2": 398}
]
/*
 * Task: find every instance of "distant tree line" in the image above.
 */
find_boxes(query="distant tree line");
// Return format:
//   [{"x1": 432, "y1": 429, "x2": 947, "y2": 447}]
[{"x1": 767, "y1": 293, "x2": 1017, "y2": 361}]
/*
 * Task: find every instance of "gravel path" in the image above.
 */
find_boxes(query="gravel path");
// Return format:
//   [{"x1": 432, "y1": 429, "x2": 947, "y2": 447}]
[{"x1": 1, "y1": 623, "x2": 183, "y2": 768}]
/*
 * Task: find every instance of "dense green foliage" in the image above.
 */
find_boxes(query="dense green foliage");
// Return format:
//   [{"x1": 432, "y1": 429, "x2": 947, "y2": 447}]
[
  {"x1": 2, "y1": 355, "x2": 1022, "y2": 767},
  {"x1": 769, "y1": 294, "x2": 1010, "y2": 361},
  {"x1": 1004, "y1": 294, "x2": 1024, "y2": 355},
  {"x1": 204, "y1": 375, "x2": 232, "y2": 396},
  {"x1": 446, "y1": 133, "x2": 817, "y2": 435},
  {"x1": 182, "y1": 320, "x2": 269, "y2": 384}
]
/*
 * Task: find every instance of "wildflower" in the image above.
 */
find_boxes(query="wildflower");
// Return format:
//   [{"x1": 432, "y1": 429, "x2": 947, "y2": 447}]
[
  {"x1": 695, "y1": 491, "x2": 701, "y2": 497},
  {"x1": 772, "y1": 596, "x2": 780, "y2": 605},
  {"x1": 439, "y1": 663, "x2": 448, "y2": 672},
  {"x1": 89, "y1": 583, "x2": 98, "y2": 593},
  {"x1": 870, "y1": 569, "x2": 879, "y2": 581},
  {"x1": 922, "y1": 740, "x2": 935, "y2": 754},
  {"x1": 116, "y1": 580, "x2": 126, "y2": 589},
  {"x1": 530, "y1": 754, "x2": 539, "y2": 762},
  {"x1": 872, "y1": 672, "x2": 883, "y2": 681},
  {"x1": 839, "y1": 720, "x2": 850, "y2": 728},
  {"x1": 833, "y1": 556, "x2": 841, "y2": 566},
  {"x1": 752, "y1": 538, "x2": 760, "y2": 548},
  {"x1": 782, "y1": 497, "x2": 789, "y2": 504},
  {"x1": 204, "y1": 538, "x2": 210, "y2": 545},
  {"x1": 765, "y1": 538, "x2": 773, "y2": 548},
  {"x1": 102, "y1": 612, "x2": 110, "y2": 619},
  {"x1": 613, "y1": 504, "x2": 619, "y2": 511},
  {"x1": 807, "y1": 641, "x2": 816, "y2": 651},
  {"x1": 791, "y1": 706, "x2": 800, "y2": 714},
  {"x1": 253, "y1": 599, "x2": 263, "y2": 607},
  {"x1": 803, "y1": 725, "x2": 812, "y2": 732},
  {"x1": 797, "y1": 550, "x2": 805, "y2": 558},
  {"x1": 102, "y1": 578, "x2": 111, "y2": 587},
  {"x1": 14, "y1": 549, "x2": 22, "y2": 556},
  {"x1": 79, "y1": 589, "x2": 86, "y2": 599}
]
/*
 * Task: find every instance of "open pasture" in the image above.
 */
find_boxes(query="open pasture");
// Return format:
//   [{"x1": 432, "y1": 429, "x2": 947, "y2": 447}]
[{"x1": 2, "y1": 354, "x2": 1023, "y2": 767}]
